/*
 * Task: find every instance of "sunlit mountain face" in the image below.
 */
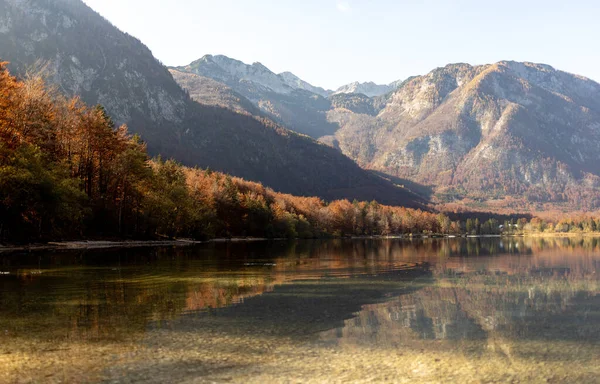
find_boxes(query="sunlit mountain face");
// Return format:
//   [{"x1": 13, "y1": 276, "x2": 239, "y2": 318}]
[{"x1": 174, "y1": 54, "x2": 600, "y2": 210}]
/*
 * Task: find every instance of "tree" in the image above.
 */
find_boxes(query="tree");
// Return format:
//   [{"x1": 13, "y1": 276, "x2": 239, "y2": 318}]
[
  {"x1": 437, "y1": 214, "x2": 451, "y2": 234},
  {"x1": 0, "y1": 142, "x2": 86, "y2": 240},
  {"x1": 466, "y1": 219, "x2": 474, "y2": 235}
]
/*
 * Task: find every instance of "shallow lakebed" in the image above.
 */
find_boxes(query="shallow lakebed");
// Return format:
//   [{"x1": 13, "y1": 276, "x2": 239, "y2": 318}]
[{"x1": 1, "y1": 238, "x2": 599, "y2": 383}]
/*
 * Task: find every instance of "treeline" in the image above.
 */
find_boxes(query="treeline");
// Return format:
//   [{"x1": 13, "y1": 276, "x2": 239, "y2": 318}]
[
  {"x1": 0, "y1": 63, "x2": 451, "y2": 242},
  {"x1": 523, "y1": 216, "x2": 600, "y2": 234},
  {"x1": 457, "y1": 215, "x2": 600, "y2": 236}
]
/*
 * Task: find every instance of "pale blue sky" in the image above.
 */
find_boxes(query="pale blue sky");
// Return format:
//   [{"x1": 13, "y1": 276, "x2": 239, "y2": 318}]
[{"x1": 82, "y1": 0, "x2": 600, "y2": 90}]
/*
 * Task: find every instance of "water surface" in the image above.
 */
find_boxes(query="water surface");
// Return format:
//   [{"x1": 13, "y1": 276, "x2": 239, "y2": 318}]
[{"x1": 1, "y1": 238, "x2": 599, "y2": 383}]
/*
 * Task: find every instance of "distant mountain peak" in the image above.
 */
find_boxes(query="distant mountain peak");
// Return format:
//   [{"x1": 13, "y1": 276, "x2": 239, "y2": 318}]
[
  {"x1": 334, "y1": 81, "x2": 397, "y2": 97},
  {"x1": 171, "y1": 54, "x2": 338, "y2": 137},
  {"x1": 173, "y1": 54, "x2": 332, "y2": 98},
  {"x1": 277, "y1": 71, "x2": 331, "y2": 97},
  {"x1": 251, "y1": 61, "x2": 271, "y2": 72},
  {"x1": 196, "y1": 54, "x2": 234, "y2": 64}
]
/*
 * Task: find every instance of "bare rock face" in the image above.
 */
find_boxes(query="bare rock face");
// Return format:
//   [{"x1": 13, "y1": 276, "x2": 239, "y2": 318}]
[
  {"x1": 174, "y1": 55, "x2": 332, "y2": 98},
  {"x1": 278, "y1": 71, "x2": 331, "y2": 98},
  {"x1": 329, "y1": 61, "x2": 600, "y2": 208},
  {"x1": 334, "y1": 81, "x2": 395, "y2": 98}
]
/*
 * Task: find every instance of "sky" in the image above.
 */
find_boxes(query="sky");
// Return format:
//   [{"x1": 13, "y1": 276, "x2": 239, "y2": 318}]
[{"x1": 82, "y1": 0, "x2": 600, "y2": 90}]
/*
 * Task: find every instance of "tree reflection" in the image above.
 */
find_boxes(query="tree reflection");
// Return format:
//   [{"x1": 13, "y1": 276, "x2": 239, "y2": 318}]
[{"x1": 1, "y1": 238, "x2": 600, "y2": 383}]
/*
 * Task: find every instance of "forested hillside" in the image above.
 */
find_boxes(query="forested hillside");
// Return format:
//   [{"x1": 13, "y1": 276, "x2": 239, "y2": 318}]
[{"x1": 0, "y1": 64, "x2": 441, "y2": 242}]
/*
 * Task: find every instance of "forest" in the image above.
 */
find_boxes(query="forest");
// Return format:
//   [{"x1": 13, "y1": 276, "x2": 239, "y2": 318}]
[
  {"x1": 0, "y1": 62, "x2": 449, "y2": 242},
  {"x1": 1, "y1": 62, "x2": 600, "y2": 243}
]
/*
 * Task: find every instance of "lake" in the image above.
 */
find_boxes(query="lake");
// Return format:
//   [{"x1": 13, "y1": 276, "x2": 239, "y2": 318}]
[{"x1": 1, "y1": 238, "x2": 599, "y2": 383}]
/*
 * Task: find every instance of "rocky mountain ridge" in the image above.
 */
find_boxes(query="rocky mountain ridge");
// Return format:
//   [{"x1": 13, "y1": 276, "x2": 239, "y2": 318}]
[
  {"x1": 173, "y1": 55, "x2": 332, "y2": 97},
  {"x1": 170, "y1": 56, "x2": 336, "y2": 138},
  {"x1": 333, "y1": 81, "x2": 396, "y2": 97},
  {"x1": 171, "y1": 55, "x2": 404, "y2": 138},
  {"x1": 168, "y1": 52, "x2": 600, "y2": 209},
  {"x1": 326, "y1": 61, "x2": 600, "y2": 208}
]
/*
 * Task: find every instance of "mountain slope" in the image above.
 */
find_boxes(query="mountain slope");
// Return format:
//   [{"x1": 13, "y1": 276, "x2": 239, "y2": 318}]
[
  {"x1": 328, "y1": 61, "x2": 600, "y2": 209},
  {"x1": 334, "y1": 81, "x2": 394, "y2": 97},
  {"x1": 168, "y1": 68, "x2": 264, "y2": 116},
  {"x1": 0, "y1": 0, "x2": 187, "y2": 147},
  {"x1": 171, "y1": 55, "x2": 339, "y2": 138},
  {"x1": 279, "y1": 71, "x2": 331, "y2": 97},
  {"x1": 0, "y1": 0, "x2": 423, "y2": 206}
]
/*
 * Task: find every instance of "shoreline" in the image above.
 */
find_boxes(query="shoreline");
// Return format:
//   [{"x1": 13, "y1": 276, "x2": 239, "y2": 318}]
[
  {"x1": 517, "y1": 232, "x2": 600, "y2": 238},
  {"x1": 0, "y1": 238, "x2": 277, "y2": 253},
  {"x1": 2, "y1": 233, "x2": 599, "y2": 253},
  {"x1": 0, "y1": 239, "x2": 202, "y2": 253}
]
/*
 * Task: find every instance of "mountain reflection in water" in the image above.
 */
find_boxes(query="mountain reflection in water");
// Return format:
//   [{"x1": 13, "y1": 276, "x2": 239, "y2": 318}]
[{"x1": 1, "y1": 238, "x2": 599, "y2": 383}]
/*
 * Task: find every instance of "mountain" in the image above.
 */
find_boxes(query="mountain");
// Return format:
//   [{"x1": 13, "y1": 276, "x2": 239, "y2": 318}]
[
  {"x1": 279, "y1": 71, "x2": 331, "y2": 97},
  {"x1": 168, "y1": 69, "x2": 264, "y2": 116},
  {"x1": 173, "y1": 55, "x2": 331, "y2": 97},
  {"x1": 326, "y1": 61, "x2": 600, "y2": 209},
  {"x1": 171, "y1": 55, "x2": 339, "y2": 138},
  {"x1": 174, "y1": 55, "x2": 295, "y2": 95},
  {"x1": 329, "y1": 93, "x2": 378, "y2": 116},
  {"x1": 334, "y1": 81, "x2": 395, "y2": 97},
  {"x1": 0, "y1": 0, "x2": 188, "y2": 148},
  {"x1": 0, "y1": 0, "x2": 423, "y2": 206}
]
